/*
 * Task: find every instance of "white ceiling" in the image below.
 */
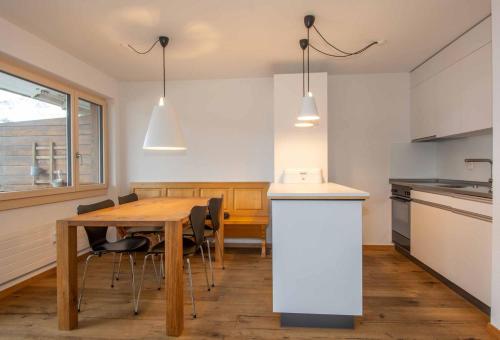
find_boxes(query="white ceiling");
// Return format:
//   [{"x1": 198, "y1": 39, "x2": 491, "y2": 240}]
[{"x1": 0, "y1": 0, "x2": 491, "y2": 81}]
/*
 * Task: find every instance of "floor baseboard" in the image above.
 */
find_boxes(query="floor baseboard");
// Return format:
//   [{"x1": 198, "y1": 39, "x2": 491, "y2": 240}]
[
  {"x1": 487, "y1": 323, "x2": 500, "y2": 339},
  {"x1": 224, "y1": 243, "x2": 394, "y2": 250},
  {"x1": 363, "y1": 244, "x2": 395, "y2": 251},
  {"x1": 395, "y1": 245, "x2": 490, "y2": 316},
  {"x1": 0, "y1": 250, "x2": 90, "y2": 301},
  {"x1": 224, "y1": 242, "x2": 271, "y2": 249},
  {"x1": 0, "y1": 267, "x2": 56, "y2": 301}
]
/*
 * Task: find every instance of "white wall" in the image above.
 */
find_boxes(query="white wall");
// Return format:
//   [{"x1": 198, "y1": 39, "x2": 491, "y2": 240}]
[
  {"x1": 490, "y1": 0, "x2": 500, "y2": 329},
  {"x1": 329, "y1": 73, "x2": 410, "y2": 245},
  {"x1": 273, "y1": 73, "x2": 328, "y2": 183},
  {"x1": 390, "y1": 142, "x2": 437, "y2": 179},
  {"x1": 120, "y1": 73, "x2": 410, "y2": 246},
  {"x1": 0, "y1": 17, "x2": 119, "y2": 291},
  {"x1": 118, "y1": 78, "x2": 274, "y2": 191}
]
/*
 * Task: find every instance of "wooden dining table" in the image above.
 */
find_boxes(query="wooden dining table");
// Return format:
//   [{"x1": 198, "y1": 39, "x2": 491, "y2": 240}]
[{"x1": 56, "y1": 197, "x2": 224, "y2": 337}]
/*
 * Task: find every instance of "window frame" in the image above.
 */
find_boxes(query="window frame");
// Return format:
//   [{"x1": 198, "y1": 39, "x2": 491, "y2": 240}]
[{"x1": 0, "y1": 57, "x2": 108, "y2": 211}]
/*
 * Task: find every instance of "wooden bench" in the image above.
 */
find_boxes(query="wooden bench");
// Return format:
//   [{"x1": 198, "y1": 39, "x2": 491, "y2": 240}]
[{"x1": 130, "y1": 182, "x2": 270, "y2": 257}]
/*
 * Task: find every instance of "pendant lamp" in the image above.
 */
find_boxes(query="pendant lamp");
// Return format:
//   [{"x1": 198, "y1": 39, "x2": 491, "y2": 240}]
[
  {"x1": 296, "y1": 36, "x2": 319, "y2": 125},
  {"x1": 295, "y1": 15, "x2": 383, "y2": 127},
  {"x1": 129, "y1": 36, "x2": 186, "y2": 150}
]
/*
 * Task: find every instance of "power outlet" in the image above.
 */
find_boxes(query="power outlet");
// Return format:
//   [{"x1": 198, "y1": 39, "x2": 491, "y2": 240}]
[{"x1": 466, "y1": 162, "x2": 474, "y2": 170}]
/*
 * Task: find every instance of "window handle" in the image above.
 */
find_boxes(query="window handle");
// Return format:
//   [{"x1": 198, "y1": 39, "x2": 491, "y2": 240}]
[{"x1": 75, "y1": 152, "x2": 83, "y2": 165}]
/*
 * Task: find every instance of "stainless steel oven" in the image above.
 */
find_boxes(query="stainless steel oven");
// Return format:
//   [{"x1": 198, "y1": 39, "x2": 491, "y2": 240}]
[{"x1": 391, "y1": 185, "x2": 411, "y2": 253}]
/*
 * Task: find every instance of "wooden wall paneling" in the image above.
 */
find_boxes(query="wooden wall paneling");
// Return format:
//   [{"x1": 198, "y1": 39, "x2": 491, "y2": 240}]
[
  {"x1": 199, "y1": 188, "x2": 231, "y2": 209},
  {"x1": 133, "y1": 188, "x2": 164, "y2": 199},
  {"x1": 129, "y1": 182, "x2": 270, "y2": 256},
  {"x1": 166, "y1": 188, "x2": 198, "y2": 197},
  {"x1": 234, "y1": 188, "x2": 262, "y2": 210}
]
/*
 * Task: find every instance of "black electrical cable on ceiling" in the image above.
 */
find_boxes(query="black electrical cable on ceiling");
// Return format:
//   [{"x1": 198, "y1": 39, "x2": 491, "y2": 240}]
[
  {"x1": 311, "y1": 24, "x2": 379, "y2": 56},
  {"x1": 128, "y1": 39, "x2": 160, "y2": 55},
  {"x1": 309, "y1": 41, "x2": 378, "y2": 58}
]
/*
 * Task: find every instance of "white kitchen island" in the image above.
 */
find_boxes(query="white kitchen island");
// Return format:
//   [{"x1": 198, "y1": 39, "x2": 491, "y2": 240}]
[{"x1": 268, "y1": 182, "x2": 369, "y2": 328}]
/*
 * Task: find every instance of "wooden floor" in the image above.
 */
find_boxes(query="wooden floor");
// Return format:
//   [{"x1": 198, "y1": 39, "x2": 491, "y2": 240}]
[{"x1": 0, "y1": 247, "x2": 493, "y2": 339}]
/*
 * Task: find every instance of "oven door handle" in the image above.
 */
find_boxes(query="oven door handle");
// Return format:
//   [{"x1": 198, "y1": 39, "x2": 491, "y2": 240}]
[{"x1": 390, "y1": 196, "x2": 411, "y2": 202}]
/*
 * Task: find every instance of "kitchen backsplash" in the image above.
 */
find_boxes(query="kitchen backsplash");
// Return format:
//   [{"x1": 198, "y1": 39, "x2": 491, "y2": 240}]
[
  {"x1": 436, "y1": 133, "x2": 492, "y2": 182},
  {"x1": 390, "y1": 132, "x2": 492, "y2": 183}
]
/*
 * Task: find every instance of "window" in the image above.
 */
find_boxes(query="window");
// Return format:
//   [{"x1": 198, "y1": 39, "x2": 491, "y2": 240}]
[
  {"x1": 77, "y1": 98, "x2": 104, "y2": 186},
  {"x1": 0, "y1": 58, "x2": 107, "y2": 210},
  {"x1": 0, "y1": 70, "x2": 72, "y2": 193}
]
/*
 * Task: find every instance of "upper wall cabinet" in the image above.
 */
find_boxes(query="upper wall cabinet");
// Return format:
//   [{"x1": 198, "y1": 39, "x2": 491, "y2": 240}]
[{"x1": 410, "y1": 17, "x2": 492, "y2": 141}]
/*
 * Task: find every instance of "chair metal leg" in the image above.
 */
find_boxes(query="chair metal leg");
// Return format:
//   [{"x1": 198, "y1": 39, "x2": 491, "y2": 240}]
[
  {"x1": 135, "y1": 253, "x2": 152, "y2": 314},
  {"x1": 151, "y1": 254, "x2": 161, "y2": 290},
  {"x1": 128, "y1": 253, "x2": 137, "y2": 315},
  {"x1": 77, "y1": 254, "x2": 96, "y2": 312},
  {"x1": 214, "y1": 230, "x2": 225, "y2": 270},
  {"x1": 199, "y1": 246, "x2": 211, "y2": 292},
  {"x1": 206, "y1": 239, "x2": 215, "y2": 287},
  {"x1": 110, "y1": 253, "x2": 117, "y2": 288},
  {"x1": 186, "y1": 258, "x2": 196, "y2": 319},
  {"x1": 116, "y1": 253, "x2": 123, "y2": 280}
]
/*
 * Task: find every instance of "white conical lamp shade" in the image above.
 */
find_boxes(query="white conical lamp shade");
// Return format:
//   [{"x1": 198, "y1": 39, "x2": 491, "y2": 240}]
[
  {"x1": 298, "y1": 92, "x2": 320, "y2": 121},
  {"x1": 143, "y1": 98, "x2": 186, "y2": 150}
]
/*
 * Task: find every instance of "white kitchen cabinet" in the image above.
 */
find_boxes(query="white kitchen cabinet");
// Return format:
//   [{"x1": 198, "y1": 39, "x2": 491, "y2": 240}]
[
  {"x1": 410, "y1": 17, "x2": 492, "y2": 140},
  {"x1": 411, "y1": 191, "x2": 492, "y2": 305},
  {"x1": 460, "y1": 43, "x2": 492, "y2": 133},
  {"x1": 410, "y1": 77, "x2": 436, "y2": 140}
]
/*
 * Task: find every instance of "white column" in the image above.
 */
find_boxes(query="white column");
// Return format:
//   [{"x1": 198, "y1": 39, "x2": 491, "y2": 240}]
[
  {"x1": 490, "y1": 0, "x2": 500, "y2": 329},
  {"x1": 273, "y1": 73, "x2": 328, "y2": 183}
]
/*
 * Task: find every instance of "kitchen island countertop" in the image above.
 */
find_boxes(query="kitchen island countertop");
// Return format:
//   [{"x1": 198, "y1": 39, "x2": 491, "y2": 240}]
[{"x1": 268, "y1": 182, "x2": 370, "y2": 200}]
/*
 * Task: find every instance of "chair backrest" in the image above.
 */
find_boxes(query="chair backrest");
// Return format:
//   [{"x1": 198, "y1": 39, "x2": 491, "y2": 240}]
[
  {"x1": 208, "y1": 197, "x2": 222, "y2": 232},
  {"x1": 190, "y1": 205, "x2": 207, "y2": 248},
  {"x1": 77, "y1": 199, "x2": 115, "y2": 249},
  {"x1": 118, "y1": 192, "x2": 138, "y2": 205}
]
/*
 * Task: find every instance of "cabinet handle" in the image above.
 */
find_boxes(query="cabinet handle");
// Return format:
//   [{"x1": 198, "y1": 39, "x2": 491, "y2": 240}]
[{"x1": 412, "y1": 198, "x2": 491, "y2": 222}]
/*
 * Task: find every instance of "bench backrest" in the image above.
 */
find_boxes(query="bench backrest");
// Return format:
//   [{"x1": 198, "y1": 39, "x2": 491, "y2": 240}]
[{"x1": 129, "y1": 182, "x2": 270, "y2": 218}]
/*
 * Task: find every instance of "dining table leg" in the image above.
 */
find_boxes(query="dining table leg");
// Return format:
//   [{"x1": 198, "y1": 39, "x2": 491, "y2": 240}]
[
  {"x1": 214, "y1": 203, "x2": 225, "y2": 269},
  {"x1": 56, "y1": 221, "x2": 78, "y2": 330},
  {"x1": 165, "y1": 221, "x2": 184, "y2": 336}
]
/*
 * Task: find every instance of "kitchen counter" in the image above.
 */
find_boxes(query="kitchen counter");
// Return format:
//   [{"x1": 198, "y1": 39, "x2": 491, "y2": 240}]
[
  {"x1": 268, "y1": 182, "x2": 369, "y2": 329},
  {"x1": 268, "y1": 182, "x2": 370, "y2": 200},
  {"x1": 389, "y1": 178, "x2": 492, "y2": 200}
]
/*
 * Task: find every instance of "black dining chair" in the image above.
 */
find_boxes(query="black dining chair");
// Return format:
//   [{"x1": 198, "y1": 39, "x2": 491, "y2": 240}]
[
  {"x1": 76, "y1": 199, "x2": 150, "y2": 314},
  {"x1": 183, "y1": 197, "x2": 226, "y2": 286},
  {"x1": 205, "y1": 197, "x2": 225, "y2": 283},
  {"x1": 135, "y1": 205, "x2": 211, "y2": 317},
  {"x1": 113, "y1": 193, "x2": 164, "y2": 284},
  {"x1": 118, "y1": 193, "x2": 164, "y2": 237}
]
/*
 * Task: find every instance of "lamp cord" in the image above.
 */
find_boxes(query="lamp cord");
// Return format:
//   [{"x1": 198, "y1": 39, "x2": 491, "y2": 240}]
[
  {"x1": 310, "y1": 24, "x2": 378, "y2": 57},
  {"x1": 307, "y1": 28, "x2": 310, "y2": 93},
  {"x1": 127, "y1": 39, "x2": 160, "y2": 54},
  {"x1": 128, "y1": 38, "x2": 166, "y2": 99},
  {"x1": 162, "y1": 45, "x2": 166, "y2": 98},
  {"x1": 302, "y1": 48, "x2": 305, "y2": 97},
  {"x1": 309, "y1": 41, "x2": 378, "y2": 58}
]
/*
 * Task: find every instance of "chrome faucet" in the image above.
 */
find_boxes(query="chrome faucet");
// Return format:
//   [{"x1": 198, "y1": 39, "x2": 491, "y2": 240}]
[{"x1": 464, "y1": 158, "x2": 493, "y2": 192}]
